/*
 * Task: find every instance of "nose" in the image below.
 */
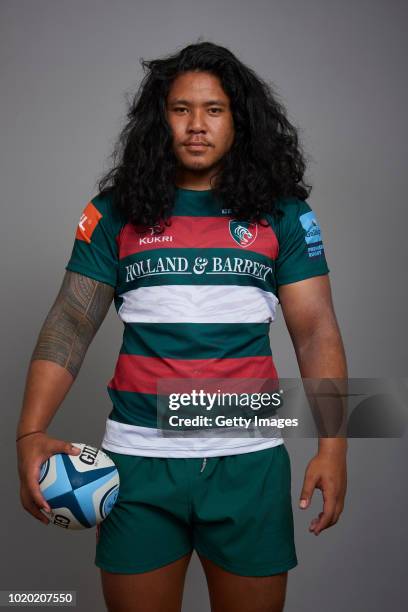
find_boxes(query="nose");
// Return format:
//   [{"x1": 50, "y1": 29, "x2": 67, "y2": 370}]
[{"x1": 187, "y1": 109, "x2": 207, "y2": 133}]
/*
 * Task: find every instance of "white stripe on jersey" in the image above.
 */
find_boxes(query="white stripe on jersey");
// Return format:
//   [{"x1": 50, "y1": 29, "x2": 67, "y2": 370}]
[
  {"x1": 118, "y1": 285, "x2": 279, "y2": 324},
  {"x1": 101, "y1": 417, "x2": 283, "y2": 458}
]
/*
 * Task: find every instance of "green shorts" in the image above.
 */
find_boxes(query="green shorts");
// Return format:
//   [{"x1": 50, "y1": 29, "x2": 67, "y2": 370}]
[{"x1": 95, "y1": 443, "x2": 297, "y2": 577}]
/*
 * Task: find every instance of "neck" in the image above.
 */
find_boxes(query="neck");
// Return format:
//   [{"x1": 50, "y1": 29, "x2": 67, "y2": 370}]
[{"x1": 175, "y1": 169, "x2": 219, "y2": 191}]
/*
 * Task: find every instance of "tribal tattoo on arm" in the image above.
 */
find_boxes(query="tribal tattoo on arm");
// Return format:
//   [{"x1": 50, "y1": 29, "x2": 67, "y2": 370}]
[{"x1": 31, "y1": 271, "x2": 115, "y2": 379}]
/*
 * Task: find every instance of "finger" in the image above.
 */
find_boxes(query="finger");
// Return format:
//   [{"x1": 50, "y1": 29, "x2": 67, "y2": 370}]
[
  {"x1": 312, "y1": 510, "x2": 335, "y2": 534},
  {"x1": 299, "y1": 473, "x2": 318, "y2": 508},
  {"x1": 25, "y1": 477, "x2": 51, "y2": 513},
  {"x1": 53, "y1": 441, "x2": 81, "y2": 456},
  {"x1": 309, "y1": 511, "x2": 323, "y2": 531},
  {"x1": 331, "y1": 502, "x2": 344, "y2": 525},
  {"x1": 27, "y1": 480, "x2": 51, "y2": 512},
  {"x1": 309, "y1": 485, "x2": 336, "y2": 533},
  {"x1": 22, "y1": 494, "x2": 50, "y2": 525},
  {"x1": 312, "y1": 496, "x2": 337, "y2": 534}
]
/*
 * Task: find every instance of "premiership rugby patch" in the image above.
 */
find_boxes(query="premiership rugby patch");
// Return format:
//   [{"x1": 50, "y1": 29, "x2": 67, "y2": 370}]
[
  {"x1": 75, "y1": 201, "x2": 102, "y2": 244},
  {"x1": 299, "y1": 210, "x2": 324, "y2": 257},
  {"x1": 229, "y1": 220, "x2": 258, "y2": 248}
]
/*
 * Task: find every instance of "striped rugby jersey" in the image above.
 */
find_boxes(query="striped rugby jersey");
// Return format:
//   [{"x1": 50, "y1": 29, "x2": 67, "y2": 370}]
[{"x1": 65, "y1": 187, "x2": 329, "y2": 457}]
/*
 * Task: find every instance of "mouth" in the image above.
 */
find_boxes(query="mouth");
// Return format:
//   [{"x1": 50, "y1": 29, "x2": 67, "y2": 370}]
[
  {"x1": 184, "y1": 142, "x2": 210, "y2": 151},
  {"x1": 184, "y1": 140, "x2": 210, "y2": 146}
]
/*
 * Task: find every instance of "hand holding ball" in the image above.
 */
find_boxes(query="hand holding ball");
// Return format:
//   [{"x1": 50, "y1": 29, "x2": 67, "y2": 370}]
[{"x1": 38, "y1": 443, "x2": 119, "y2": 530}]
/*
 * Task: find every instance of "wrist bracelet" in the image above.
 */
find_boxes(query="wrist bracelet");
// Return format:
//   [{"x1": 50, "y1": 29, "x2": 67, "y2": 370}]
[{"x1": 16, "y1": 430, "x2": 45, "y2": 443}]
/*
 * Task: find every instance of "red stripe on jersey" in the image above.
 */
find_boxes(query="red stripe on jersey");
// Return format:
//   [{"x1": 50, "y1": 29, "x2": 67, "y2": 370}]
[
  {"x1": 118, "y1": 216, "x2": 279, "y2": 260},
  {"x1": 108, "y1": 355, "x2": 278, "y2": 394}
]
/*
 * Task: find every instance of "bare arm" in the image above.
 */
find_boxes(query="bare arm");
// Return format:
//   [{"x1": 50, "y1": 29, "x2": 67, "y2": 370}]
[
  {"x1": 279, "y1": 275, "x2": 348, "y2": 534},
  {"x1": 17, "y1": 270, "x2": 114, "y2": 524},
  {"x1": 279, "y1": 276, "x2": 346, "y2": 378},
  {"x1": 17, "y1": 270, "x2": 114, "y2": 437}
]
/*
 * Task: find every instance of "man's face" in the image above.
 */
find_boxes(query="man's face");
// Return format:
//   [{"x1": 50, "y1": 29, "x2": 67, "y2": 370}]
[{"x1": 165, "y1": 71, "x2": 235, "y2": 181}]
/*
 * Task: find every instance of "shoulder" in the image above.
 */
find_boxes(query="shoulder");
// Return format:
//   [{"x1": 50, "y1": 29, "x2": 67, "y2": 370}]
[
  {"x1": 88, "y1": 190, "x2": 127, "y2": 234},
  {"x1": 276, "y1": 197, "x2": 313, "y2": 221},
  {"x1": 267, "y1": 197, "x2": 313, "y2": 237}
]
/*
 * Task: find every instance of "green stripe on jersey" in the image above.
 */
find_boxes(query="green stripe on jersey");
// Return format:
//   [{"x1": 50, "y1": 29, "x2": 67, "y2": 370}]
[
  {"x1": 120, "y1": 322, "x2": 272, "y2": 359},
  {"x1": 108, "y1": 390, "x2": 158, "y2": 428},
  {"x1": 118, "y1": 247, "x2": 276, "y2": 294}
]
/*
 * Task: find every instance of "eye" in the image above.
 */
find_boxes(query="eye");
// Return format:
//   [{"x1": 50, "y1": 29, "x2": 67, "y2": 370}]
[
  {"x1": 208, "y1": 108, "x2": 222, "y2": 114},
  {"x1": 173, "y1": 107, "x2": 188, "y2": 113}
]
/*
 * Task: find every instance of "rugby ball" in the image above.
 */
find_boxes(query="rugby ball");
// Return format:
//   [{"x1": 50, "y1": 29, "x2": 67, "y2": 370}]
[{"x1": 39, "y1": 443, "x2": 119, "y2": 530}]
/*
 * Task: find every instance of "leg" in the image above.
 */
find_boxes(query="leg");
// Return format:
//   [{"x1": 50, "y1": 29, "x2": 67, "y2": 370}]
[
  {"x1": 198, "y1": 553, "x2": 288, "y2": 612},
  {"x1": 96, "y1": 452, "x2": 195, "y2": 611},
  {"x1": 100, "y1": 550, "x2": 193, "y2": 612},
  {"x1": 191, "y1": 447, "x2": 296, "y2": 611}
]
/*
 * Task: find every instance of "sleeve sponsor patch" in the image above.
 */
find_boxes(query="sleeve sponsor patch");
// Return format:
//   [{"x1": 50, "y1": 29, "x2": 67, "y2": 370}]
[
  {"x1": 75, "y1": 201, "x2": 103, "y2": 244},
  {"x1": 299, "y1": 210, "x2": 324, "y2": 257}
]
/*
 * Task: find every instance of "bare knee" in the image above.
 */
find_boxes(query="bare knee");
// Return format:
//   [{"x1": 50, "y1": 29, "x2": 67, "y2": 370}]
[
  {"x1": 100, "y1": 551, "x2": 192, "y2": 612},
  {"x1": 198, "y1": 553, "x2": 288, "y2": 612}
]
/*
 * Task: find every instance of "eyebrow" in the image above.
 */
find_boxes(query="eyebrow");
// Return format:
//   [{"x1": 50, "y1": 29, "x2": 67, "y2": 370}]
[{"x1": 167, "y1": 98, "x2": 228, "y2": 107}]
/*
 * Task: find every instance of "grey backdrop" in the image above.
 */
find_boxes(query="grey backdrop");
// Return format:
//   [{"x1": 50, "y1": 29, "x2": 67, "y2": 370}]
[{"x1": 1, "y1": 0, "x2": 407, "y2": 610}]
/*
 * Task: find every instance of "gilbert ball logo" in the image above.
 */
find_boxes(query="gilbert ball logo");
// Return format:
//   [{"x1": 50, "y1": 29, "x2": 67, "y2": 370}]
[{"x1": 229, "y1": 220, "x2": 258, "y2": 247}]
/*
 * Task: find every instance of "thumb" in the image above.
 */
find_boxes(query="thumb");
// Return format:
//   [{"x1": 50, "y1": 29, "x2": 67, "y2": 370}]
[
  {"x1": 299, "y1": 473, "x2": 316, "y2": 509},
  {"x1": 58, "y1": 441, "x2": 81, "y2": 456}
]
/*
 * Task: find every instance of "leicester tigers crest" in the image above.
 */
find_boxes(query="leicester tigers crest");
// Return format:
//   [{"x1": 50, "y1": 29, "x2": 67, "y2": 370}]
[{"x1": 229, "y1": 220, "x2": 258, "y2": 247}]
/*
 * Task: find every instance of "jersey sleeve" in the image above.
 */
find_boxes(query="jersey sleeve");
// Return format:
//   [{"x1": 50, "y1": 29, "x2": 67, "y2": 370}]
[
  {"x1": 65, "y1": 192, "x2": 123, "y2": 288},
  {"x1": 274, "y1": 198, "x2": 330, "y2": 286}
]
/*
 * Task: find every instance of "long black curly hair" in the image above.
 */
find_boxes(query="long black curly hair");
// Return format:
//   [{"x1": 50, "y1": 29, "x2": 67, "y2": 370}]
[{"x1": 98, "y1": 40, "x2": 312, "y2": 228}]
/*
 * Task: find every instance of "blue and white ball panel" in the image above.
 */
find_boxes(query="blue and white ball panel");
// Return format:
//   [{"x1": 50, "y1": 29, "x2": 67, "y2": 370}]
[
  {"x1": 99, "y1": 484, "x2": 119, "y2": 519},
  {"x1": 39, "y1": 459, "x2": 49, "y2": 483},
  {"x1": 43, "y1": 506, "x2": 86, "y2": 530},
  {"x1": 39, "y1": 454, "x2": 73, "y2": 499},
  {"x1": 68, "y1": 445, "x2": 116, "y2": 473},
  {"x1": 73, "y1": 473, "x2": 119, "y2": 526},
  {"x1": 39, "y1": 444, "x2": 120, "y2": 530}
]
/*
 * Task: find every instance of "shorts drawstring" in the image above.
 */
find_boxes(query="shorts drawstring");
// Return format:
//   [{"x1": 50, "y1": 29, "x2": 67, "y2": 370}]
[{"x1": 200, "y1": 457, "x2": 207, "y2": 473}]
